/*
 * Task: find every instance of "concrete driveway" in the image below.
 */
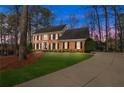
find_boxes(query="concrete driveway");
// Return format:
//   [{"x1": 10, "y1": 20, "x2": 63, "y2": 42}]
[{"x1": 16, "y1": 52, "x2": 124, "y2": 87}]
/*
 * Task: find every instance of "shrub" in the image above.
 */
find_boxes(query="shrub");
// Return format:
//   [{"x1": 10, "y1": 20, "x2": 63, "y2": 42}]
[
  {"x1": 27, "y1": 43, "x2": 33, "y2": 53},
  {"x1": 84, "y1": 38, "x2": 96, "y2": 53}
]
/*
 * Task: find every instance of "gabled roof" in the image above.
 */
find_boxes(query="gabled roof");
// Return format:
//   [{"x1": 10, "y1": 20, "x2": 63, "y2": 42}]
[
  {"x1": 59, "y1": 27, "x2": 89, "y2": 40},
  {"x1": 33, "y1": 25, "x2": 66, "y2": 34}
]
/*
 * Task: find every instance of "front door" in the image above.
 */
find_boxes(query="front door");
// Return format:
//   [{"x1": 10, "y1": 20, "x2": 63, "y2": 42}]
[{"x1": 43, "y1": 42, "x2": 48, "y2": 50}]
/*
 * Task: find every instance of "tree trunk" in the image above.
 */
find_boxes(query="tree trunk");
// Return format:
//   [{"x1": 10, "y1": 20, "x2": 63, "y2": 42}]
[
  {"x1": 0, "y1": 16, "x2": 4, "y2": 55},
  {"x1": 114, "y1": 8, "x2": 117, "y2": 51},
  {"x1": 27, "y1": 7, "x2": 32, "y2": 45},
  {"x1": 15, "y1": 5, "x2": 19, "y2": 55},
  {"x1": 103, "y1": 6, "x2": 109, "y2": 52},
  {"x1": 19, "y1": 5, "x2": 28, "y2": 61},
  {"x1": 117, "y1": 13, "x2": 123, "y2": 52},
  {"x1": 95, "y1": 7, "x2": 102, "y2": 42},
  {"x1": 111, "y1": 6, "x2": 118, "y2": 51}
]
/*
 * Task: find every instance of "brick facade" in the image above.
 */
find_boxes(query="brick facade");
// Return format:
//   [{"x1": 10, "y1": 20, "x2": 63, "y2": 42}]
[{"x1": 32, "y1": 25, "x2": 89, "y2": 52}]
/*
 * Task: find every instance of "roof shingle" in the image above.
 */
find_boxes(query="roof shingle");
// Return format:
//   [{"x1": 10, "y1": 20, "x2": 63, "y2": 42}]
[
  {"x1": 33, "y1": 25, "x2": 66, "y2": 34},
  {"x1": 59, "y1": 27, "x2": 89, "y2": 40}
]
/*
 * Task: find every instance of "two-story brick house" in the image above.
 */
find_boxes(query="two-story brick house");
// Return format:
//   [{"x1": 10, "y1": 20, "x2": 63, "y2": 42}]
[{"x1": 32, "y1": 25, "x2": 89, "y2": 52}]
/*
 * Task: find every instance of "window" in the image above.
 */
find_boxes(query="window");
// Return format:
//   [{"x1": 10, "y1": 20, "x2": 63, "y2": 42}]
[
  {"x1": 36, "y1": 43, "x2": 39, "y2": 49},
  {"x1": 37, "y1": 36, "x2": 39, "y2": 40},
  {"x1": 80, "y1": 42, "x2": 82, "y2": 49},
  {"x1": 76, "y1": 41, "x2": 80, "y2": 49},
  {"x1": 55, "y1": 34, "x2": 58, "y2": 40},
  {"x1": 40, "y1": 35, "x2": 42, "y2": 40},
  {"x1": 53, "y1": 34, "x2": 56, "y2": 40},
  {"x1": 64, "y1": 42, "x2": 68, "y2": 49},
  {"x1": 34, "y1": 36, "x2": 35, "y2": 41},
  {"x1": 43, "y1": 34, "x2": 48, "y2": 40},
  {"x1": 53, "y1": 43, "x2": 56, "y2": 49}
]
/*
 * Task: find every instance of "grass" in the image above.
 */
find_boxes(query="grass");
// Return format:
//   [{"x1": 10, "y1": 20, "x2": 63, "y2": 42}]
[{"x1": 0, "y1": 52, "x2": 92, "y2": 86}]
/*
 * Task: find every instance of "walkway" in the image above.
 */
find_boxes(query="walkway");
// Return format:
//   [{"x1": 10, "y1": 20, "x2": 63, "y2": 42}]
[{"x1": 16, "y1": 52, "x2": 124, "y2": 87}]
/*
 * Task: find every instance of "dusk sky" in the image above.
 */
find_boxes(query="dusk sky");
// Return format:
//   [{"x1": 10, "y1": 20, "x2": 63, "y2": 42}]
[
  {"x1": 0, "y1": 5, "x2": 92, "y2": 28},
  {"x1": 0, "y1": 5, "x2": 124, "y2": 29},
  {"x1": 43, "y1": 5, "x2": 90, "y2": 27}
]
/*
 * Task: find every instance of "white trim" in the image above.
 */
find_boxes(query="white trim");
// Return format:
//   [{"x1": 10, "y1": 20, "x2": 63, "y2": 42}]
[
  {"x1": 39, "y1": 43, "x2": 40, "y2": 49},
  {"x1": 35, "y1": 43, "x2": 37, "y2": 50},
  {"x1": 51, "y1": 34, "x2": 53, "y2": 40},
  {"x1": 55, "y1": 43, "x2": 58, "y2": 49},
  {"x1": 50, "y1": 43, "x2": 53, "y2": 50}
]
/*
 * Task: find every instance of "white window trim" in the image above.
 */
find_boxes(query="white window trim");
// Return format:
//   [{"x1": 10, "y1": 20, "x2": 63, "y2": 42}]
[
  {"x1": 51, "y1": 34, "x2": 53, "y2": 40},
  {"x1": 50, "y1": 43, "x2": 53, "y2": 50},
  {"x1": 55, "y1": 43, "x2": 58, "y2": 49},
  {"x1": 39, "y1": 43, "x2": 40, "y2": 49},
  {"x1": 35, "y1": 43, "x2": 37, "y2": 50}
]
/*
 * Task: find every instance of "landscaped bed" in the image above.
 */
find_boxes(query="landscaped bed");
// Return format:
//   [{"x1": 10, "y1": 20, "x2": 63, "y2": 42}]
[{"x1": 0, "y1": 52, "x2": 92, "y2": 86}]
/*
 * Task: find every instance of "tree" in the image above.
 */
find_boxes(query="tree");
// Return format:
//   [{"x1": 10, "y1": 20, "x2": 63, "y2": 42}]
[
  {"x1": 92, "y1": 6, "x2": 102, "y2": 42},
  {"x1": 68, "y1": 14, "x2": 79, "y2": 28},
  {"x1": 15, "y1": 5, "x2": 20, "y2": 55},
  {"x1": 85, "y1": 11, "x2": 97, "y2": 38},
  {"x1": 30, "y1": 6, "x2": 53, "y2": 31},
  {"x1": 117, "y1": 13, "x2": 123, "y2": 52},
  {"x1": 84, "y1": 38, "x2": 96, "y2": 53},
  {"x1": 102, "y1": 6, "x2": 109, "y2": 52},
  {"x1": 0, "y1": 14, "x2": 6, "y2": 55},
  {"x1": 19, "y1": 5, "x2": 28, "y2": 61},
  {"x1": 111, "y1": 6, "x2": 118, "y2": 51}
]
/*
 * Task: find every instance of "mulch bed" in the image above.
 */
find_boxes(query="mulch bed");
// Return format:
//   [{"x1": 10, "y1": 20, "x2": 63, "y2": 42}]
[{"x1": 0, "y1": 52, "x2": 45, "y2": 70}]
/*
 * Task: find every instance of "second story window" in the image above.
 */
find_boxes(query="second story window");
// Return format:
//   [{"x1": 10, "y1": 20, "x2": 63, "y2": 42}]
[
  {"x1": 34, "y1": 36, "x2": 35, "y2": 41},
  {"x1": 55, "y1": 34, "x2": 58, "y2": 40},
  {"x1": 53, "y1": 34, "x2": 56, "y2": 40},
  {"x1": 37, "y1": 35, "x2": 39, "y2": 40},
  {"x1": 43, "y1": 34, "x2": 48, "y2": 40}
]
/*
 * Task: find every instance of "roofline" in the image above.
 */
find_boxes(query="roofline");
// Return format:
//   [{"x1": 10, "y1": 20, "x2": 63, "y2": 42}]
[
  {"x1": 32, "y1": 30, "x2": 65, "y2": 35},
  {"x1": 59, "y1": 38, "x2": 86, "y2": 41},
  {"x1": 33, "y1": 24, "x2": 67, "y2": 34}
]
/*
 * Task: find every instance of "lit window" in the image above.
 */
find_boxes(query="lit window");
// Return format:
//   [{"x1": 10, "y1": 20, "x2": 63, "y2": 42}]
[
  {"x1": 64, "y1": 42, "x2": 68, "y2": 49},
  {"x1": 77, "y1": 41, "x2": 80, "y2": 49},
  {"x1": 43, "y1": 34, "x2": 48, "y2": 40},
  {"x1": 55, "y1": 34, "x2": 58, "y2": 40}
]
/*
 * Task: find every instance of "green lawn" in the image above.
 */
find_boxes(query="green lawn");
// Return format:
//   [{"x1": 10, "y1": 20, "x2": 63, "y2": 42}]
[{"x1": 0, "y1": 52, "x2": 92, "y2": 86}]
